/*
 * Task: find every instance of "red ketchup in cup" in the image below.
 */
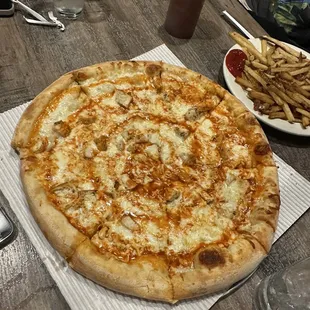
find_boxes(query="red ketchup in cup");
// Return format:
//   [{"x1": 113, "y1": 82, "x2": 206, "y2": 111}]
[{"x1": 226, "y1": 49, "x2": 247, "y2": 78}]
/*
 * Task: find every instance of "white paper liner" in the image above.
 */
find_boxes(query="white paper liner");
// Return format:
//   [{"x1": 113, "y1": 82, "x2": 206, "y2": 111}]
[{"x1": 0, "y1": 44, "x2": 310, "y2": 309}]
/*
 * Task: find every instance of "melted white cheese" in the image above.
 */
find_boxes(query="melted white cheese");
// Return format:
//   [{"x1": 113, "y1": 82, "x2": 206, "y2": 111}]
[
  {"x1": 86, "y1": 83, "x2": 115, "y2": 97},
  {"x1": 196, "y1": 118, "x2": 216, "y2": 140},
  {"x1": 40, "y1": 86, "x2": 87, "y2": 137}
]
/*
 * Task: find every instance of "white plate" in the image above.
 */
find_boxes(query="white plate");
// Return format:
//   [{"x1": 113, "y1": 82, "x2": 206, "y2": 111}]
[{"x1": 223, "y1": 38, "x2": 310, "y2": 136}]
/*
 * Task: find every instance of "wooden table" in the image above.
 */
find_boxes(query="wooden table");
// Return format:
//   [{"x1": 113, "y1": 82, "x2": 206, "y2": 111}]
[{"x1": 1, "y1": 0, "x2": 309, "y2": 309}]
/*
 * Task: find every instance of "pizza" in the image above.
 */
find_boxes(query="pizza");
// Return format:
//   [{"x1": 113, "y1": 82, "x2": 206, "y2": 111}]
[{"x1": 12, "y1": 61, "x2": 280, "y2": 303}]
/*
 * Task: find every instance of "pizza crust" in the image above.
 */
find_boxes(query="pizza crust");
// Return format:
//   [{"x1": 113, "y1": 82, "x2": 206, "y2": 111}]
[
  {"x1": 69, "y1": 239, "x2": 175, "y2": 302},
  {"x1": 218, "y1": 93, "x2": 276, "y2": 167},
  {"x1": 20, "y1": 162, "x2": 87, "y2": 258},
  {"x1": 73, "y1": 60, "x2": 152, "y2": 83},
  {"x1": 12, "y1": 74, "x2": 75, "y2": 150},
  {"x1": 170, "y1": 238, "x2": 266, "y2": 300},
  {"x1": 250, "y1": 166, "x2": 280, "y2": 251}
]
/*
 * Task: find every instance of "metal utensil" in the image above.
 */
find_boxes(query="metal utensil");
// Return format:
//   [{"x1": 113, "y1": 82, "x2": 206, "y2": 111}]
[
  {"x1": 12, "y1": 0, "x2": 65, "y2": 31},
  {"x1": 11, "y1": 0, "x2": 48, "y2": 22},
  {"x1": 23, "y1": 16, "x2": 58, "y2": 27},
  {"x1": 48, "y1": 11, "x2": 65, "y2": 31},
  {"x1": 222, "y1": 10, "x2": 254, "y2": 39}
]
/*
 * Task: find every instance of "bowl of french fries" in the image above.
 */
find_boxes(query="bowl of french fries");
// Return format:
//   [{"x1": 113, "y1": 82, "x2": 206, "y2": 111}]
[{"x1": 224, "y1": 32, "x2": 310, "y2": 136}]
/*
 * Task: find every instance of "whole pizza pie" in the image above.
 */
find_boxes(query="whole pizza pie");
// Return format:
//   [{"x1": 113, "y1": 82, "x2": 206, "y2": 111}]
[{"x1": 12, "y1": 61, "x2": 280, "y2": 303}]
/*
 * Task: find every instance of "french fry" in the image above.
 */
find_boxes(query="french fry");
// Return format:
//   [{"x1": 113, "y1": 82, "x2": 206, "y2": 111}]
[
  {"x1": 272, "y1": 59, "x2": 285, "y2": 68},
  {"x1": 290, "y1": 66, "x2": 310, "y2": 77},
  {"x1": 241, "y1": 48, "x2": 252, "y2": 60},
  {"x1": 248, "y1": 90, "x2": 275, "y2": 104},
  {"x1": 241, "y1": 47, "x2": 250, "y2": 59},
  {"x1": 262, "y1": 35, "x2": 305, "y2": 59},
  {"x1": 244, "y1": 65, "x2": 267, "y2": 88},
  {"x1": 301, "y1": 85, "x2": 310, "y2": 91},
  {"x1": 291, "y1": 84, "x2": 310, "y2": 98},
  {"x1": 278, "y1": 48, "x2": 299, "y2": 63},
  {"x1": 281, "y1": 80, "x2": 310, "y2": 97},
  {"x1": 282, "y1": 103, "x2": 295, "y2": 122},
  {"x1": 229, "y1": 32, "x2": 268, "y2": 64},
  {"x1": 269, "y1": 105, "x2": 283, "y2": 113},
  {"x1": 265, "y1": 46, "x2": 275, "y2": 66},
  {"x1": 281, "y1": 62, "x2": 309, "y2": 68},
  {"x1": 295, "y1": 72, "x2": 307, "y2": 80},
  {"x1": 269, "y1": 112, "x2": 286, "y2": 119},
  {"x1": 264, "y1": 74, "x2": 285, "y2": 91},
  {"x1": 244, "y1": 72, "x2": 263, "y2": 92},
  {"x1": 270, "y1": 67, "x2": 294, "y2": 73},
  {"x1": 266, "y1": 46, "x2": 276, "y2": 56},
  {"x1": 252, "y1": 61, "x2": 268, "y2": 70},
  {"x1": 269, "y1": 91, "x2": 284, "y2": 106},
  {"x1": 249, "y1": 55, "x2": 255, "y2": 62},
  {"x1": 229, "y1": 32, "x2": 257, "y2": 50},
  {"x1": 294, "y1": 80, "x2": 306, "y2": 86},
  {"x1": 286, "y1": 90, "x2": 303, "y2": 108},
  {"x1": 268, "y1": 85, "x2": 298, "y2": 106},
  {"x1": 279, "y1": 72, "x2": 294, "y2": 81},
  {"x1": 292, "y1": 93, "x2": 310, "y2": 109},
  {"x1": 235, "y1": 76, "x2": 253, "y2": 89},
  {"x1": 271, "y1": 54, "x2": 284, "y2": 60},
  {"x1": 259, "y1": 102, "x2": 272, "y2": 112},
  {"x1": 296, "y1": 108, "x2": 310, "y2": 118},
  {"x1": 261, "y1": 39, "x2": 267, "y2": 58},
  {"x1": 301, "y1": 116, "x2": 310, "y2": 127}
]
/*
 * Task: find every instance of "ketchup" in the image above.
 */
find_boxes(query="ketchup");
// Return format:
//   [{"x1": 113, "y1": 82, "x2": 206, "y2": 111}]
[{"x1": 225, "y1": 49, "x2": 247, "y2": 78}]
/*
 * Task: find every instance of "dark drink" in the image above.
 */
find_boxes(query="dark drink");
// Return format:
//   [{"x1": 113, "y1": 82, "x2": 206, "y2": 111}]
[{"x1": 164, "y1": 0, "x2": 205, "y2": 39}]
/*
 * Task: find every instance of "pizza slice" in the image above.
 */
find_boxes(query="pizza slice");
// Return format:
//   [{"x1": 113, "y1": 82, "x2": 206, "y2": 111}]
[
  {"x1": 168, "y1": 165, "x2": 279, "y2": 300},
  {"x1": 207, "y1": 93, "x2": 274, "y2": 169}
]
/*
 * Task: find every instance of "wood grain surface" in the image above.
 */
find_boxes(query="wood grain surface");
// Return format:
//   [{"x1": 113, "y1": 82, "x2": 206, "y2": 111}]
[
  {"x1": 0, "y1": 0, "x2": 309, "y2": 309},
  {"x1": 0, "y1": 192, "x2": 70, "y2": 310}
]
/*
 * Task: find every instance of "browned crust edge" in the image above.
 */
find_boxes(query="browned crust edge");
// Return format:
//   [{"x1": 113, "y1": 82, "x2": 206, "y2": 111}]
[
  {"x1": 170, "y1": 238, "x2": 267, "y2": 300},
  {"x1": 20, "y1": 163, "x2": 87, "y2": 259},
  {"x1": 68, "y1": 239, "x2": 174, "y2": 303},
  {"x1": 11, "y1": 74, "x2": 75, "y2": 151}
]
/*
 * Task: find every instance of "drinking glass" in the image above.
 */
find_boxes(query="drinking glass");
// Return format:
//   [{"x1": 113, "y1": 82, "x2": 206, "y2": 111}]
[
  {"x1": 54, "y1": 0, "x2": 84, "y2": 19},
  {"x1": 253, "y1": 257, "x2": 310, "y2": 309},
  {"x1": 164, "y1": 0, "x2": 205, "y2": 39}
]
